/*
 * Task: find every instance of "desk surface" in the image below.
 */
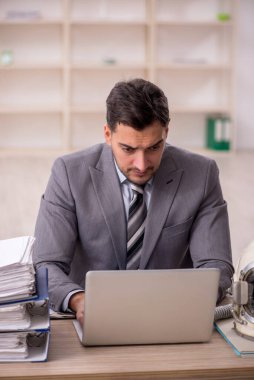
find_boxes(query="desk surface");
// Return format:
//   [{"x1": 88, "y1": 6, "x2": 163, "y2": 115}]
[{"x1": 1, "y1": 320, "x2": 254, "y2": 380}]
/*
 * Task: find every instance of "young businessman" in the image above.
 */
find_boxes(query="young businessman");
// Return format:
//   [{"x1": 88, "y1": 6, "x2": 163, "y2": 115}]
[{"x1": 33, "y1": 78, "x2": 234, "y2": 325}]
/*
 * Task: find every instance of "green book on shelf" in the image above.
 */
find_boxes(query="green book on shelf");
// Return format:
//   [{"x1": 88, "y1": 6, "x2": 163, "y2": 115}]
[{"x1": 206, "y1": 116, "x2": 231, "y2": 151}]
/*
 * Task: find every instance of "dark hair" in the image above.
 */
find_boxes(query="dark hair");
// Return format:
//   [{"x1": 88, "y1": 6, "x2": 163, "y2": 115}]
[{"x1": 106, "y1": 78, "x2": 170, "y2": 131}]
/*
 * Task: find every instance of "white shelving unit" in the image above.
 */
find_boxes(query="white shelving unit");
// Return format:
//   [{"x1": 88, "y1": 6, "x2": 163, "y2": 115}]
[
  {"x1": 153, "y1": 0, "x2": 236, "y2": 151},
  {"x1": 0, "y1": 0, "x2": 236, "y2": 153}
]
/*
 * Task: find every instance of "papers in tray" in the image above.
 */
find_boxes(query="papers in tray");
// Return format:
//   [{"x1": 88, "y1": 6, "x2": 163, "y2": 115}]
[
  {"x1": 0, "y1": 299, "x2": 50, "y2": 332},
  {"x1": 0, "y1": 236, "x2": 36, "y2": 303},
  {"x1": 0, "y1": 266, "x2": 50, "y2": 362},
  {"x1": 0, "y1": 267, "x2": 50, "y2": 333},
  {"x1": 0, "y1": 331, "x2": 50, "y2": 362},
  {"x1": 0, "y1": 304, "x2": 31, "y2": 330},
  {"x1": 0, "y1": 235, "x2": 50, "y2": 362},
  {"x1": 0, "y1": 332, "x2": 28, "y2": 360}
]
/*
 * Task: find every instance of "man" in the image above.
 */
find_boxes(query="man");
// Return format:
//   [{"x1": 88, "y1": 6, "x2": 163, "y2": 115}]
[{"x1": 33, "y1": 78, "x2": 234, "y2": 325}]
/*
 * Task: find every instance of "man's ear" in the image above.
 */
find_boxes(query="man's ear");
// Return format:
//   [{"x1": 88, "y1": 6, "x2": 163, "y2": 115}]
[
  {"x1": 104, "y1": 124, "x2": 112, "y2": 145},
  {"x1": 165, "y1": 127, "x2": 169, "y2": 140}
]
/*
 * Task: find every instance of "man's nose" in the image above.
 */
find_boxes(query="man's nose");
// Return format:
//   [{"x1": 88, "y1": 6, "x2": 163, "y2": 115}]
[{"x1": 134, "y1": 152, "x2": 147, "y2": 172}]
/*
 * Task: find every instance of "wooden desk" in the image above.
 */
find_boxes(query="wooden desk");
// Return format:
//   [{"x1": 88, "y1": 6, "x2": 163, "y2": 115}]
[{"x1": 1, "y1": 319, "x2": 254, "y2": 380}]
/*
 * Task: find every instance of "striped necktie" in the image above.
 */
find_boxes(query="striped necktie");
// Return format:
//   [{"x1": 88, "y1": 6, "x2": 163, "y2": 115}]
[{"x1": 126, "y1": 183, "x2": 147, "y2": 269}]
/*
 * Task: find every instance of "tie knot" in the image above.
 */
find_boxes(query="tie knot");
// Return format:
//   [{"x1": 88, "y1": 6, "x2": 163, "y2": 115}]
[{"x1": 130, "y1": 183, "x2": 144, "y2": 195}]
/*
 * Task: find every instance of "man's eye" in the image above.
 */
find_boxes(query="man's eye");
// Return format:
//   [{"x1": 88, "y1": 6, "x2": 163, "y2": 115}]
[
  {"x1": 122, "y1": 147, "x2": 134, "y2": 153},
  {"x1": 149, "y1": 145, "x2": 160, "y2": 152}
]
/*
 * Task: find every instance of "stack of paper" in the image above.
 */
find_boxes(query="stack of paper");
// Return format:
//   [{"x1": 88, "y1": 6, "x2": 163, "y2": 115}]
[
  {"x1": 0, "y1": 237, "x2": 50, "y2": 362},
  {"x1": 0, "y1": 332, "x2": 28, "y2": 360},
  {"x1": 0, "y1": 304, "x2": 31, "y2": 330},
  {"x1": 0, "y1": 236, "x2": 35, "y2": 302}
]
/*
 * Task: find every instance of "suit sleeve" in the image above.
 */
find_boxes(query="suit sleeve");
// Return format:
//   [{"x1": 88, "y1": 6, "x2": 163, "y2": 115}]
[
  {"x1": 33, "y1": 157, "x2": 83, "y2": 311},
  {"x1": 189, "y1": 159, "x2": 234, "y2": 302}
]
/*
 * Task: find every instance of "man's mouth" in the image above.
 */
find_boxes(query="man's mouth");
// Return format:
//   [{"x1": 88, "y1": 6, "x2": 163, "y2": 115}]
[
  {"x1": 134, "y1": 171, "x2": 146, "y2": 176},
  {"x1": 132, "y1": 168, "x2": 153, "y2": 177}
]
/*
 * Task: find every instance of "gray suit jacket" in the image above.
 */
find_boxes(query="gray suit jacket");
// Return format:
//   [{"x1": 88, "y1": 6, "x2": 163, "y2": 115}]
[{"x1": 33, "y1": 144, "x2": 234, "y2": 311}]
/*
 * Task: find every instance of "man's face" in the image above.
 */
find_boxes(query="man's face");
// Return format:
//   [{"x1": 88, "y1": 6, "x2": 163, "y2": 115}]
[{"x1": 104, "y1": 121, "x2": 168, "y2": 185}]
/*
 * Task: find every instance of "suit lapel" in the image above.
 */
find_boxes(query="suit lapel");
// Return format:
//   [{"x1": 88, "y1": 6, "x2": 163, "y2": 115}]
[
  {"x1": 88, "y1": 144, "x2": 183, "y2": 270},
  {"x1": 140, "y1": 149, "x2": 184, "y2": 269},
  {"x1": 89, "y1": 145, "x2": 127, "y2": 269}
]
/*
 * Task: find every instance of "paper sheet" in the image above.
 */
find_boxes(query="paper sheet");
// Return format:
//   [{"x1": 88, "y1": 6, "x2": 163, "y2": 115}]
[{"x1": 0, "y1": 236, "x2": 35, "y2": 302}]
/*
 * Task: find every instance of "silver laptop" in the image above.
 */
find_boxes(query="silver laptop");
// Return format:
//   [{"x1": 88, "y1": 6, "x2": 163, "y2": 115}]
[{"x1": 73, "y1": 268, "x2": 220, "y2": 346}]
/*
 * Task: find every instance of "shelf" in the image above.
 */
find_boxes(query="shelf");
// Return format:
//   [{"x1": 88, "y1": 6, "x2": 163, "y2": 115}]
[
  {"x1": 0, "y1": 64, "x2": 63, "y2": 70},
  {"x1": 156, "y1": 20, "x2": 233, "y2": 27},
  {"x1": 0, "y1": 0, "x2": 236, "y2": 152},
  {"x1": 70, "y1": 20, "x2": 148, "y2": 26},
  {"x1": 184, "y1": 147, "x2": 234, "y2": 157},
  {"x1": 0, "y1": 148, "x2": 68, "y2": 157},
  {"x1": 70, "y1": 105, "x2": 231, "y2": 115},
  {"x1": 0, "y1": 106, "x2": 62, "y2": 114},
  {"x1": 171, "y1": 106, "x2": 231, "y2": 114},
  {"x1": 70, "y1": 63, "x2": 149, "y2": 70},
  {"x1": 156, "y1": 63, "x2": 231, "y2": 70},
  {"x1": 71, "y1": 106, "x2": 105, "y2": 114},
  {"x1": 0, "y1": 19, "x2": 63, "y2": 25}
]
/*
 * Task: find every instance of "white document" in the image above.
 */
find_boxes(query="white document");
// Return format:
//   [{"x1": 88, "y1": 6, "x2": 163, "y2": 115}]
[
  {"x1": 0, "y1": 331, "x2": 50, "y2": 362},
  {"x1": 0, "y1": 236, "x2": 35, "y2": 302},
  {"x1": 0, "y1": 332, "x2": 28, "y2": 360},
  {"x1": 0, "y1": 236, "x2": 35, "y2": 267},
  {"x1": 0, "y1": 304, "x2": 31, "y2": 330}
]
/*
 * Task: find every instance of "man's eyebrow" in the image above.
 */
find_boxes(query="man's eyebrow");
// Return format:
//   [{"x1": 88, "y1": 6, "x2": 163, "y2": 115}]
[
  {"x1": 119, "y1": 143, "x2": 136, "y2": 149},
  {"x1": 119, "y1": 139, "x2": 163, "y2": 150},
  {"x1": 148, "y1": 139, "x2": 163, "y2": 148}
]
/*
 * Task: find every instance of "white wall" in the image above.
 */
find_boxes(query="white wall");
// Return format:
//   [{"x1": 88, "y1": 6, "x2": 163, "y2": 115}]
[{"x1": 235, "y1": 0, "x2": 254, "y2": 149}]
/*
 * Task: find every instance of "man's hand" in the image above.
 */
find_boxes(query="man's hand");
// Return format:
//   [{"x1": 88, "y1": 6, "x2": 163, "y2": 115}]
[{"x1": 69, "y1": 292, "x2": 85, "y2": 326}]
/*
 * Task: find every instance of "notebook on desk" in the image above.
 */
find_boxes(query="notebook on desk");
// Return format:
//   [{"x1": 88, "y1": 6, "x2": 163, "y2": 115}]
[{"x1": 73, "y1": 268, "x2": 220, "y2": 346}]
